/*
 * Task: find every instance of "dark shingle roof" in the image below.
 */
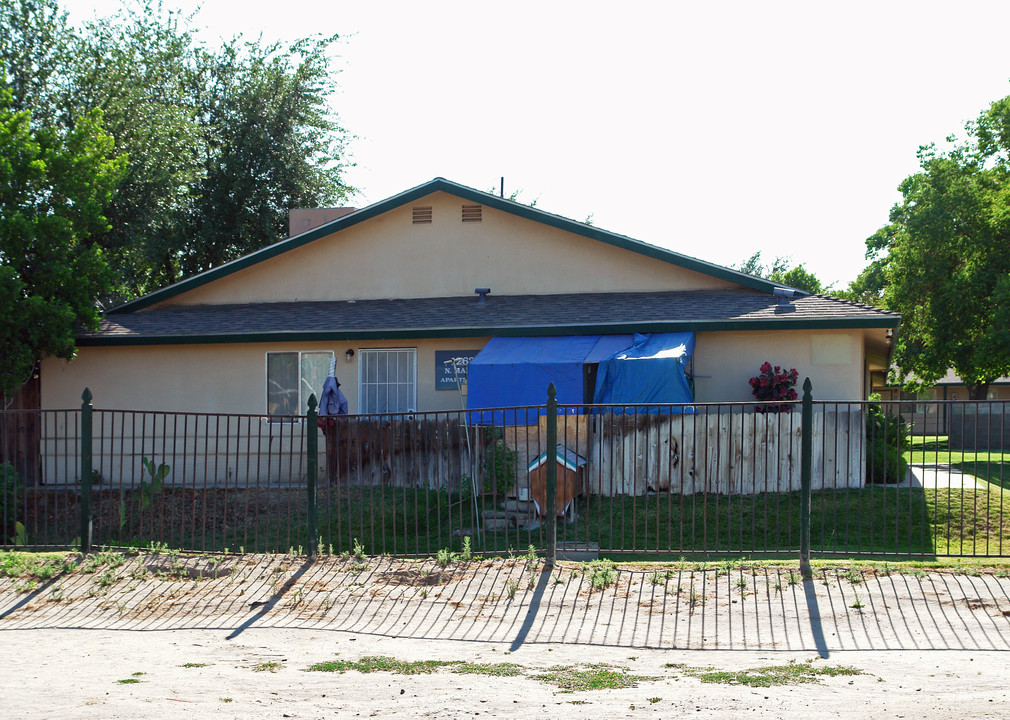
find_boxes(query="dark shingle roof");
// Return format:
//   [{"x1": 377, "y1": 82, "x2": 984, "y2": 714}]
[{"x1": 79, "y1": 291, "x2": 899, "y2": 346}]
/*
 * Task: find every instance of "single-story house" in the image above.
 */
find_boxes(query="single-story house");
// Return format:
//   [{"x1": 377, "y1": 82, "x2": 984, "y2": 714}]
[{"x1": 41, "y1": 178, "x2": 901, "y2": 415}]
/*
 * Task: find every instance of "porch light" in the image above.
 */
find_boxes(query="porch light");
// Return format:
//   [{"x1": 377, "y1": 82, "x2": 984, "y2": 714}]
[{"x1": 345, "y1": 348, "x2": 355, "y2": 362}]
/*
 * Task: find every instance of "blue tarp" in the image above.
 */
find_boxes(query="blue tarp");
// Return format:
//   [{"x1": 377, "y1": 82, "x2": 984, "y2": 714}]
[
  {"x1": 466, "y1": 332, "x2": 695, "y2": 424},
  {"x1": 467, "y1": 335, "x2": 603, "y2": 424},
  {"x1": 593, "y1": 332, "x2": 696, "y2": 413}
]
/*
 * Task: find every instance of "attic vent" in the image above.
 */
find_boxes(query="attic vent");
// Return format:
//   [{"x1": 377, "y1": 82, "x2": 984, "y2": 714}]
[
  {"x1": 412, "y1": 206, "x2": 432, "y2": 224},
  {"x1": 461, "y1": 204, "x2": 482, "y2": 223}
]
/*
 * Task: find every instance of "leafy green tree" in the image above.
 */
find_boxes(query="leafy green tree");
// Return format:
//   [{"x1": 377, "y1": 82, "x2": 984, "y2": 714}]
[
  {"x1": 735, "y1": 251, "x2": 824, "y2": 294},
  {"x1": 182, "y1": 34, "x2": 353, "y2": 276},
  {"x1": 868, "y1": 101, "x2": 1010, "y2": 400},
  {"x1": 66, "y1": 2, "x2": 203, "y2": 297},
  {"x1": 0, "y1": 94, "x2": 126, "y2": 396},
  {"x1": 0, "y1": 0, "x2": 72, "y2": 125}
]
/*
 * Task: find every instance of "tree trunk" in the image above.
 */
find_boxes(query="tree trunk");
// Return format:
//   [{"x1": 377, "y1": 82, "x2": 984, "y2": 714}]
[{"x1": 967, "y1": 381, "x2": 991, "y2": 401}]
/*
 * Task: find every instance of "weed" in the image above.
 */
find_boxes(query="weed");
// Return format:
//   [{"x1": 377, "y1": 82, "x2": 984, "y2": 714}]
[
  {"x1": 453, "y1": 662, "x2": 524, "y2": 677},
  {"x1": 787, "y1": 570, "x2": 799, "y2": 585},
  {"x1": 437, "y1": 547, "x2": 451, "y2": 568},
  {"x1": 180, "y1": 663, "x2": 209, "y2": 668},
  {"x1": 648, "y1": 697, "x2": 662, "y2": 704},
  {"x1": 842, "y1": 565, "x2": 864, "y2": 584},
  {"x1": 352, "y1": 538, "x2": 366, "y2": 560},
  {"x1": 460, "y1": 535, "x2": 472, "y2": 562},
  {"x1": 674, "y1": 660, "x2": 863, "y2": 687},
  {"x1": 307, "y1": 656, "x2": 459, "y2": 674},
  {"x1": 582, "y1": 560, "x2": 617, "y2": 590},
  {"x1": 14, "y1": 579, "x2": 37, "y2": 594},
  {"x1": 736, "y1": 577, "x2": 748, "y2": 591},
  {"x1": 524, "y1": 544, "x2": 538, "y2": 564},
  {"x1": 419, "y1": 588, "x2": 429, "y2": 599},
  {"x1": 850, "y1": 594, "x2": 865, "y2": 610},
  {"x1": 553, "y1": 572, "x2": 566, "y2": 584},
  {"x1": 905, "y1": 567, "x2": 927, "y2": 579},
  {"x1": 220, "y1": 697, "x2": 233, "y2": 703},
  {"x1": 649, "y1": 570, "x2": 665, "y2": 585},
  {"x1": 534, "y1": 664, "x2": 659, "y2": 692},
  {"x1": 117, "y1": 678, "x2": 140, "y2": 684},
  {"x1": 252, "y1": 661, "x2": 282, "y2": 672},
  {"x1": 506, "y1": 578, "x2": 519, "y2": 599}
]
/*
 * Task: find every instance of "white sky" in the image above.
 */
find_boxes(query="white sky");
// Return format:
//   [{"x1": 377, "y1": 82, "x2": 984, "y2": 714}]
[{"x1": 62, "y1": 0, "x2": 1010, "y2": 289}]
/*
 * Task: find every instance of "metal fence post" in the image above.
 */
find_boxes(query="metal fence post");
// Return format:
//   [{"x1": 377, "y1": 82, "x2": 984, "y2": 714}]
[
  {"x1": 80, "y1": 388, "x2": 93, "y2": 554},
  {"x1": 800, "y1": 378, "x2": 813, "y2": 579},
  {"x1": 306, "y1": 393, "x2": 318, "y2": 559},
  {"x1": 546, "y1": 383, "x2": 558, "y2": 565}
]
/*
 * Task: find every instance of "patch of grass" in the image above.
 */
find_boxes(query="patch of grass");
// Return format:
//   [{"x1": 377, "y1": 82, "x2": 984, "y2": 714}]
[
  {"x1": 453, "y1": 662, "x2": 524, "y2": 677},
  {"x1": 670, "y1": 660, "x2": 863, "y2": 687},
  {"x1": 0, "y1": 551, "x2": 75, "y2": 579},
  {"x1": 117, "y1": 678, "x2": 141, "y2": 684},
  {"x1": 252, "y1": 661, "x2": 282, "y2": 672},
  {"x1": 307, "y1": 656, "x2": 461, "y2": 675},
  {"x1": 534, "y1": 664, "x2": 658, "y2": 692},
  {"x1": 180, "y1": 663, "x2": 209, "y2": 668}
]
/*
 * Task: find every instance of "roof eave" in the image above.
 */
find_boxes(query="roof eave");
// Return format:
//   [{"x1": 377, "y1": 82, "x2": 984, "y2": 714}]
[{"x1": 76, "y1": 315, "x2": 901, "y2": 347}]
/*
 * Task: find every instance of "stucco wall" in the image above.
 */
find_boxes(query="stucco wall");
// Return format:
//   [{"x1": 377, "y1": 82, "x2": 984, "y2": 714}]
[
  {"x1": 693, "y1": 329, "x2": 865, "y2": 402},
  {"x1": 41, "y1": 338, "x2": 491, "y2": 414},
  {"x1": 43, "y1": 329, "x2": 867, "y2": 413},
  {"x1": 154, "y1": 191, "x2": 735, "y2": 307}
]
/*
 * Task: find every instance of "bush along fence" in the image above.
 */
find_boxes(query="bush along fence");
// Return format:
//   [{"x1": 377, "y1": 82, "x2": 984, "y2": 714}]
[{"x1": 2, "y1": 381, "x2": 1009, "y2": 560}]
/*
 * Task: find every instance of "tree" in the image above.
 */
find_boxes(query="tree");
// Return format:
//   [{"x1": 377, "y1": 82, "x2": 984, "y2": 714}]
[
  {"x1": 868, "y1": 99, "x2": 1010, "y2": 400},
  {"x1": 735, "y1": 251, "x2": 825, "y2": 294},
  {"x1": 66, "y1": 1, "x2": 203, "y2": 297},
  {"x1": 182, "y1": 34, "x2": 353, "y2": 276},
  {"x1": 8, "y1": 1, "x2": 354, "y2": 301},
  {"x1": 0, "y1": 0, "x2": 73, "y2": 125},
  {"x1": 0, "y1": 94, "x2": 126, "y2": 397}
]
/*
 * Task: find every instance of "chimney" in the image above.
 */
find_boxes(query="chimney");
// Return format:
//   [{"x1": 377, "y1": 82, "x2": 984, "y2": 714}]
[{"x1": 289, "y1": 208, "x2": 356, "y2": 237}]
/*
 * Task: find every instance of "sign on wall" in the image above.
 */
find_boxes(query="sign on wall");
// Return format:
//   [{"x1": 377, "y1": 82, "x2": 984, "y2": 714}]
[{"x1": 435, "y1": 350, "x2": 480, "y2": 390}]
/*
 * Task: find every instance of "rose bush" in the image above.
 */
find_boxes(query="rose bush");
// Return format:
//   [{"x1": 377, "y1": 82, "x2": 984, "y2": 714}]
[{"x1": 749, "y1": 361, "x2": 799, "y2": 412}]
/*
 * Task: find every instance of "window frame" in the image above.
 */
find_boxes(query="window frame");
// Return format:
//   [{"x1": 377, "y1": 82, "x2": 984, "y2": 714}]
[
  {"x1": 265, "y1": 350, "x2": 335, "y2": 419},
  {"x1": 357, "y1": 348, "x2": 418, "y2": 416}
]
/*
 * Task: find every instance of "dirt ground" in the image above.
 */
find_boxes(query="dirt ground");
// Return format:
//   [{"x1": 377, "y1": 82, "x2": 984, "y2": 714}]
[{"x1": 3, "y1": 553, "x2": 1010, "y2": 719}]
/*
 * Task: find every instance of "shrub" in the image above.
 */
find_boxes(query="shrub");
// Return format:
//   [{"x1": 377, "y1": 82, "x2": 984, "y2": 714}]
[
  {"x1": 481, "y1": 430, "x2": 518, "y2": 497},
  {"x1": 865, "y1": 397, "x2": 910, "y2": 483},
  {"x1": 749, "y1": 361, "x2": 799, "y2": 413},
  {"x1": 1, "y1": 463, "x2": 25, "y2": 539}
]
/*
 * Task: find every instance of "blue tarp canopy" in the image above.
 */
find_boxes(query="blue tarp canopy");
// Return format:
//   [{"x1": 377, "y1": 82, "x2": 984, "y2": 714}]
[
  {"x1": 593, "y1": 332, "x2": 696, "y2": 413},
  {"x1": 466, "y1": 333, "x2": 695, "y2": 424},
  {"x1": 467, "y1": 335, "x2": 617, "y2": 424}
]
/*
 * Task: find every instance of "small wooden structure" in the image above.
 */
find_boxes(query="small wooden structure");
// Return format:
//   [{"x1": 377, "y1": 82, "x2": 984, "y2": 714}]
[{"x1": 526, "y1": 444, "x2": 587, "y2": 519}]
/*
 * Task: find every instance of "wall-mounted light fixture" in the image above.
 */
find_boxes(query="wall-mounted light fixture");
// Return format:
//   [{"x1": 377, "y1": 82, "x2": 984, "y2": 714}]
[{"x1": 345, "y1": 348, "x2": 355, "y2": 362}]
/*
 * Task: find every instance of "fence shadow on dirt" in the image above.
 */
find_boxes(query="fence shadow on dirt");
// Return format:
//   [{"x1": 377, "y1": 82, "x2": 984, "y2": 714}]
[{"x1": 3, "y1": 555, "x2": 1010, "y2": 653}]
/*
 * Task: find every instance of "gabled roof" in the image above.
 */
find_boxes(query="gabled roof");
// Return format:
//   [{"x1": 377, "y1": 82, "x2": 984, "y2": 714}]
[
  {"x1": 79, "y1": 290, "x2": 900, "y2": 346},
  {"x1": 108, "y1": 177, "x2": 798, "y2": 315}
]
